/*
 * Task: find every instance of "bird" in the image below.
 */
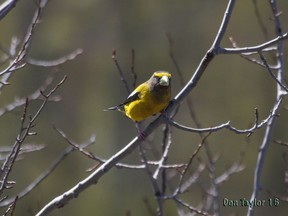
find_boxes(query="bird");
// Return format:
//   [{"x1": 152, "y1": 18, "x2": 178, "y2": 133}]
[{"x1": 105, "y1": 71, "x2": 171, "y2": 137}]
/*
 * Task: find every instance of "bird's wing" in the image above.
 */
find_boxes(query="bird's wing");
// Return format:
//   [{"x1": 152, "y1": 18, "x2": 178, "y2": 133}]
[
  {"x1": 121, "y1": 83, "x2": 145, "y2": 105},
  {"x1": 104, "y1": 83, "x2": 146, "y2": 111}
]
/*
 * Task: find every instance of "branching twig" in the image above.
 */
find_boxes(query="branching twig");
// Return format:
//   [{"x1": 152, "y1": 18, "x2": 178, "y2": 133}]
[
  {"x1": 167, "y1": 31, "x2": 222, "y2": 216},
  {"x1": 0, "y1": 134, "x2": 95, "y2": 208},
  {"x1": 138, "y1": 143, "x2": 164, "y2": 216},
  {"x1": 258, "y1": 51, "x2": 288, "y2": 93},
  {"x1": 3, "y1": 196, "x2": 18, "y2": 216},
  {"x1": 219, "y1": 32, "x2": 288, "y2": 55},
  {"x1": 0, "y1": 76, "x2": 67, "y2": 200},
  {"x1": 248, "y1": 2, "x2": 285, "y2": 215},
  {"x1": 175, "y1": 133, "x2": 210, "y2": 195},
  {"x1": 153, "y1": 125, "x2": 172, "y2": 180},
  {"x1": 0, "y1": 0, "x2": 49, "y2": 92},
  {"x1": 0, "y1": 99, "x2": 29, "y2": 194},
  {"x1": 53, "y1": 124, "x2": 97, "y2": 160},
  {"x1": 167, "y1": 101, "x2": 281, "y2": 137},
  {"x1": 228, "y1": 36, "x2": 279, "y2": 69},
  {"x1": 53, "y1": 125, "x2": 185, "y2": 172},
  {"x1": 35, "y1": 0, "x2": 288, "y2": 215},
  {"x1": 173, "y1": 197, "x2": 211, "y2": 216}
]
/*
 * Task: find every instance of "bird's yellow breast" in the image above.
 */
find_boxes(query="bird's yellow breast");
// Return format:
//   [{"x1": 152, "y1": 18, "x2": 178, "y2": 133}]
[{"x1": 124, "y1": 83, "x2": 170, "y2": 122}]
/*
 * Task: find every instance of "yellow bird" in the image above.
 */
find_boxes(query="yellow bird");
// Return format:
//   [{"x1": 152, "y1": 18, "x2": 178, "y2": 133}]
[{"x1": 106, "y1": 71, "x2": 171, "y2": 122}]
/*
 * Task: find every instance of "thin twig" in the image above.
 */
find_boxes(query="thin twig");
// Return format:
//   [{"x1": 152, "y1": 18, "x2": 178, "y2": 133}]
[
  {"x1": 0, "y1": 0, "x2": 49, "y2": 92},
  {"x1": 138, "y1": 143, "x2": 164, "y2": 216},
  {"x1": 130, "y1": 49, "x2": 137, "y2": 89},
  {"x1": 167, "y1": 101, "x2": 280, "y2": 136},
  {"x1": 167, "y1": 31, "x2": 222, "y2": 215},
  {"x1": 220, "y1": 32, "x2": 288, "y2": 55},
  {"x1": 0, "y1": 76, "x2": 67, "y2": 198},
  {"x1": 258, "y1": 51, "x2": 288, "y2": 93},
  {"x1": 0, "y1": 99, "x2": 29, "y2": 194},
  {"x1": 0, "y1": 136, "x2": 94, "y2": 208},
  {"x1": 173, "y1": 197, "x2": 212, "y2": 216},
  {"x1": 153, "y1": 125, "x2": 172, "y2": 180},
  {"x1": 175, "y1": 133, "x2": 210, "y2": 195},
  {"x1": 53, "y1": 124, "x2": 97, "y2": 160},
  {"x1": 228, "y1": 36, "x2": 279, "y2": 69},
  {"x1": 112, "y1": 49, "x2": 131, "y2": 94},
  {"x1": 3, "y1": 196, "x2": 18, "y2": 216}
]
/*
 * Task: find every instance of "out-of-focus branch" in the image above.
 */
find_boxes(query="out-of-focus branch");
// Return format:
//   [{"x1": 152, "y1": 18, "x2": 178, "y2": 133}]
[
  {"x1": 130, "y1": 49, "x2": 137, "y2": 89},
  {"x1": 26, "y1": 48, "x2": 83, "y2": 67},
  {"x1": 0, "y1": 143, "x2": 45, "y2": 162},
  {"x1": 0, "y1": 75, "x2": 59, "y2": 117}
]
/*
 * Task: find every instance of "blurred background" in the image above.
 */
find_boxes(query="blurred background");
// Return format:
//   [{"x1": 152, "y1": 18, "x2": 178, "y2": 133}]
[{"x1": 0, "y1": 0, "x2": 288, "y2": 215}]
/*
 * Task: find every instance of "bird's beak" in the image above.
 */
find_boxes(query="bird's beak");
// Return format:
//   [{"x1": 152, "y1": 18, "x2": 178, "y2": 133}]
[{"x1": 159, "y1": 75, "x2": 169, "y2": 86}]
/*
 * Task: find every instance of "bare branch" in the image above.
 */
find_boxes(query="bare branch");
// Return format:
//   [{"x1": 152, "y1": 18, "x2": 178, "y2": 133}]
[
  {"x1": 0, "y1": 0, "x2": 49, "y2": 92},
  {"x1": 167, "y1": 100, "x2": 281, "y2": 136},
  {"x1": 173, "y1": 197, "x2": 212, "y2": 216},
  {"x1": 248, "y1": 1, "x2": 286, "y2": 215},
  {"x1": 258, "y1": 51, "x2": 288, "y2": 93},
  {"x1": 0, "y1": 0, "x2": 19, "y2": 21},
  {"x1": 175, "y1": 133, "x2": 210, "y2": 195},
  {"x1": 220, "y1": 32, "x2": 288, "y2": 55},
  {"x1": 0, "y1": 76, "x2": 67, "y2": 197},
  {"x1": 112, "y1": 49, "x2": 131, "y2": 94},
  {"x1": 3, "y1": 196, "x2": 18, "y2": 216},
  {"x1": 153, "y1": 125, "x2": 172, "y2": 180},
  {"x1": 138, "y1": 143, "x2": 164, "y2": 216},
  {"x1": 229, "y1": 36, "x2": 279, "y2": 69},
  {"x1": 53, "y1": 124, "x2": 97, "y2": 160},
  {"x1": 0, "y1": 134, "x2": 95, "y2": 208}
]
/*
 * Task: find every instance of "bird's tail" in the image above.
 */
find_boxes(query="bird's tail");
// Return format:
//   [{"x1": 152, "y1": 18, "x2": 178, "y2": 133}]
[
  {"x1": 103, "y1": 106, "x2": 117, "y2": 111},
  {"x1": 103, "y1": 105, "x2": 123, "y2": 111}
]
